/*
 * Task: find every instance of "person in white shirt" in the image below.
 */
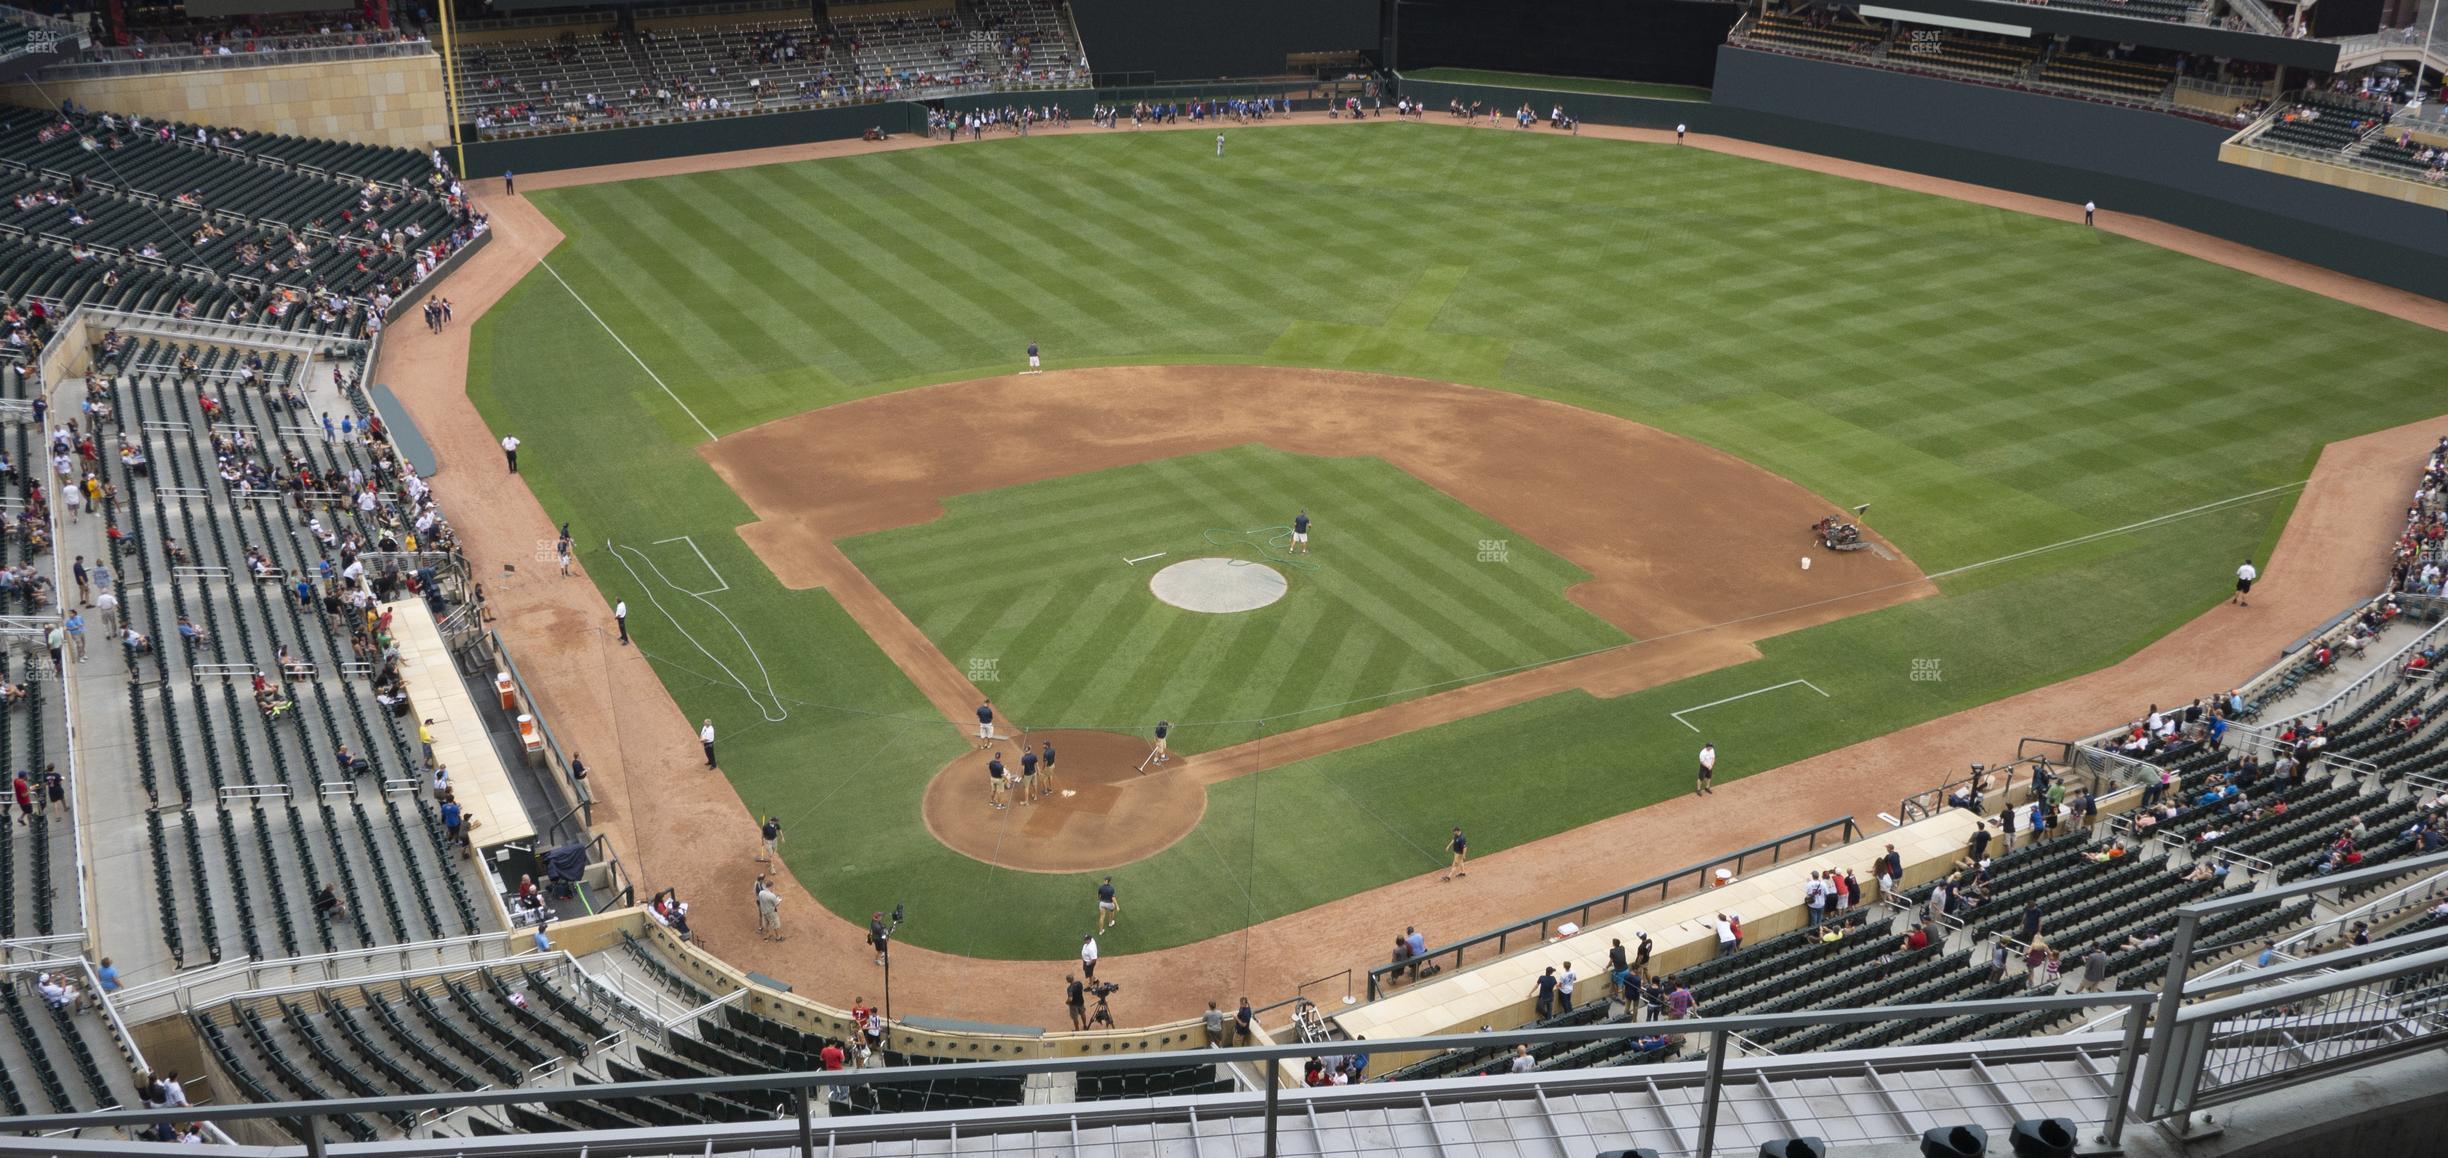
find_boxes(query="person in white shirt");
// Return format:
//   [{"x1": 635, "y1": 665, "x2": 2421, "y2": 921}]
[
  {"x1": 2233, "y1": 559, "x2": 2258, "y2": 606},
  {"x1": 502, "y1": 434, "x2": 522, "y2": 473},
  {"x1": 1080, "y1": 934, "x2": 1100, "y2": 978},
  {"x1": 700, "y1": 719, "x2": 717, "y2": 768}
]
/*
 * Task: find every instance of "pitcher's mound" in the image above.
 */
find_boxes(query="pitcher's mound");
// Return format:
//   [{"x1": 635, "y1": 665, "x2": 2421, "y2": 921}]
[
  {"x1": 921, "y1": 729, "x2": 1207, "y2": 872},
  {"x1": 1150, "y1": 557, "x2": 1288, "y2": 613}
]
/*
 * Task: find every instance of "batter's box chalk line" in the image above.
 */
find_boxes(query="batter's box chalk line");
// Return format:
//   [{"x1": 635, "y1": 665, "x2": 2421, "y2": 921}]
[
  {"x1": 649, "y1": 534, "x2": 731, "y2": 595},
  {"x1": 1670, "y1": 679, "x2": 1830, "y2": 733},
  {"x1": 608, "y1": 537, "x2": 788, "y2": 724}
]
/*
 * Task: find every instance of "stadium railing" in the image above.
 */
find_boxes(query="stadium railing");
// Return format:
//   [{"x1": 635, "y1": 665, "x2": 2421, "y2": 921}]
[
  {"x1": 1364, "y1": 815, "x2": 1861, "y2": 1000},
  {"x1": 106, "y1": 927, "x2": 544, "y2": 1024},
  {"x1": 0, "y1": 989, "x2": 2163, "y2": 1156},
  {"x1": 34, "y1": 37, "x2": 434, "y2": 79},
  {"x1": 20, "y1": 905, "x2": 2448, "y2": 1158}
]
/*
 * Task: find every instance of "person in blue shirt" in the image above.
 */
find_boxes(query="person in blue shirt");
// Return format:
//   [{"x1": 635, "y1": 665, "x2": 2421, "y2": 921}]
[
  {"x1": 96, "y1": 958, "x2": 120, "y2": 992},
  {"x1": 1291, "y1": 509, "x2": 1313, "y2": 554}
]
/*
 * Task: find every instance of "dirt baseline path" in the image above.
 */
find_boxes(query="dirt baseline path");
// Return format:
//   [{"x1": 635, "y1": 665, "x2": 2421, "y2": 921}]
[{"x1": 372, "y1": 110, "x2": 2448, "y2": 1031}]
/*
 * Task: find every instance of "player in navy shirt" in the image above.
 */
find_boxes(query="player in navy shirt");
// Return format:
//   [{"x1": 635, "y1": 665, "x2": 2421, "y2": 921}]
[
  {"x1": 1291, "y1": 509, "x2": 1313, "y2": 554},
  {"x1": 975, "y1": 699, "x2": 995, "y2": 747},
  {"x1": 1443, "y1": 826, "x2": 1468, "y2": 881}
]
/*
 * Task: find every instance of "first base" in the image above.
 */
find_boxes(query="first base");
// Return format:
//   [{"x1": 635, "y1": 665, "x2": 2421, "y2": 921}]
[{"x1": 1801, "y1": 556, "x2": 1813, "y2": 570}]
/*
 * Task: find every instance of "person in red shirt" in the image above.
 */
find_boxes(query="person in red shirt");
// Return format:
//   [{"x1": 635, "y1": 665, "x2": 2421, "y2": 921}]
[{"x1": 819, "y1": 1041, "x2": 845, "y2": 1070}]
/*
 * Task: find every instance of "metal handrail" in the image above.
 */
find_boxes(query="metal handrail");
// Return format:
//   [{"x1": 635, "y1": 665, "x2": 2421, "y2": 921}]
[
  {"x1": 40, "y1": 37, "x2": 436, "y2": 78},
  {"x1": 1365, "y1": 816, "x2": 1861, "y2": 1000},
  {"x1": 2274, "y1": 863, "x2": 2448, "y2": 951},
  {"x1": 0, "y1": 990, "x2": 2158, "y2": 1145}
]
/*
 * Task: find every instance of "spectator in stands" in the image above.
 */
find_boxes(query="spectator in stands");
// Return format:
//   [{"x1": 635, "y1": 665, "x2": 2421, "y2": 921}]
[
  {"x1": 1665, "y1": 978, "x2": 1695, "y2": 1019},
  {"x1": 1531, "y1": 966, "x2": 1558, "y2": 1018},
  {"x1": 314, "y1": 882, "x2": 349, "y2": 931},
  {"x1": 1898, "y1": 921, "x2": 1934, "y2": 954},
  {"x1": 38, "y1": 971, "x2": 85, "y2": 1012},
  {"x1": 2023, "y1": 937, "x2": 2053, "y2": 987},
  {"x1": 1713, "y1": 913, "x2": 1739, "y2": 956}
]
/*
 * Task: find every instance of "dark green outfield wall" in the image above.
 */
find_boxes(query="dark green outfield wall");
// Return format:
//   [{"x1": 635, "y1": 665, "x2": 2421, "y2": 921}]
[
  {"x1": 463, "y1": 102, "x2": 923, "y2": 177},
  {"x1": 1398, "y1": 79, "x2": 1703, "y2": 127}
]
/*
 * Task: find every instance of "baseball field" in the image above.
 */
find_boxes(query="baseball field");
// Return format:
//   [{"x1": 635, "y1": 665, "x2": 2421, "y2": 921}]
[{"x1": 465, "y1": 120, "x2": 2448, "y2": 961}]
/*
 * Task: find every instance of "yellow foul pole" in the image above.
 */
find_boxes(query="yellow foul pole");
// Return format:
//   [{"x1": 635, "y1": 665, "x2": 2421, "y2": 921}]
[{"x1": 436, "y1": 0, "x2": 468, "y2": 179}]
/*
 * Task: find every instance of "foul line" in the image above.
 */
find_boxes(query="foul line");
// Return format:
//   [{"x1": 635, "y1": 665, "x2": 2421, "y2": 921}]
[
  {"x1": 1671, "y1": 679, "x2": 1830, "y2": 733},
  {"x1": 1922, "y1": 481, "x2": 2304, "y2": 582},
  {"x1": 539, "y1": 257, "x2": 721, "y2": 443}
]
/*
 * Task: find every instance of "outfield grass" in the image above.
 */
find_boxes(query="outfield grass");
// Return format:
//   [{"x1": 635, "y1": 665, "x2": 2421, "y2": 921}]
[
  {"x1": 1404, "y1": 67, "x2": 1710, "y2": 101},
  {"x1": 840, "y1": 445, "x2": 1625, "y2": 748},
  {"x1": 469, "y1": 124, "x2": 2448, "y2": 959}
]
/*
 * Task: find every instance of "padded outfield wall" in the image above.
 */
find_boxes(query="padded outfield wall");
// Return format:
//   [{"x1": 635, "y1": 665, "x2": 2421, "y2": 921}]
[{"x1": 1704, "y1": 47, "x2": 2448, "y2": 303}]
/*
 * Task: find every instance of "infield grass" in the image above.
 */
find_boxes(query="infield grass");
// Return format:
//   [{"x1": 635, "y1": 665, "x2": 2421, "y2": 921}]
[
  {"x1": 839, "y1": 445, "x2": 1626, "y2": 747},
  {"x1": 469, "y1": 123, "x2": 2448, "y2": 959}
]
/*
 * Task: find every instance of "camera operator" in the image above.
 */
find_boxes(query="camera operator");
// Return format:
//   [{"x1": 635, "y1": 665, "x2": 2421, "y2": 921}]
[
  {"x1": 1065, "y1": 974, "x2": 1088, "y2": 1030},
  {"x1": 1087, "y1": 979, "x2": 1120, "y2": 1028}
]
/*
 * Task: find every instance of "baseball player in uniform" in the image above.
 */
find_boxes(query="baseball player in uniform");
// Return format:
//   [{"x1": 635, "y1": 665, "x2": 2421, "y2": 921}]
[{"x1": 1291, "y1": 509, "x2": 1312, "y2": 554}]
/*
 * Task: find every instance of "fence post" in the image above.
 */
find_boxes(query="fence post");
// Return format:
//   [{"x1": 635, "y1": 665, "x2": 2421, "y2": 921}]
[
  {"x1": 1263, "y1": 1056, "x2": 1282, "y2": 1158},
  {"x1": 2103, "y1": 998, "x2": 2150, "y2": 1147},
  {"x1": 2140, "y1": 908, "x2": 2202, "y2": 1118},
  {"x1": 796, "y1": 1088, "x2": 815, "y2": 1158},
  {"x1": 302, "y1": 1116, "x2": 326, "y2": 1158},
  {"x1": 1694, "y1": 1033, "x2": 1730, "y2": 1157}
]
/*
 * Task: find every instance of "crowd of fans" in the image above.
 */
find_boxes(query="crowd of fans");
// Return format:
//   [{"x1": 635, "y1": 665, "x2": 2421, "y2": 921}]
[
  {"x1": 5, "y1": 106, "x2": 486, "y2": 343},
  {"x1": 75, "y1": 12, "x2": 426, "y2": 63},
  {"x1": 2395, "y1": 437, "x2": 2448, "y2": 594}
]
